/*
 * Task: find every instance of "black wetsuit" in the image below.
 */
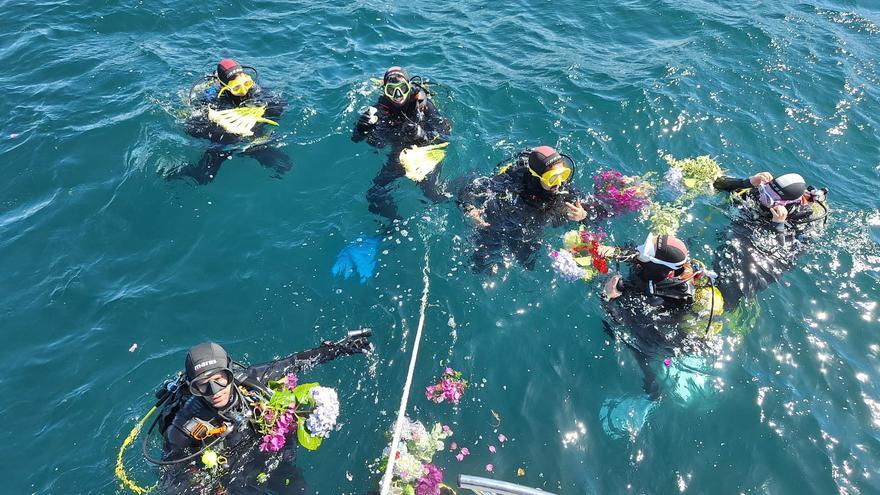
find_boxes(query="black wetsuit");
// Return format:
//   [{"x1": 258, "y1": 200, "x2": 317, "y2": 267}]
[
  {"x1": 603, "y1": 256, "x2": 699, "y2": 398},
  {"x1": 159, "y1": 339, "x2": 368, "y2": 495},
  {"x1": 351, "y1": 89, "x2": 451, "y2": 220},
  {"x1": 457, "y1": 151, "x2": 607, "y2": 272},
  {"x1": 712, "y1": 176, "x2": 826, "y2": 309},
  {"x1": 173, "y1": 82, "x2": 291, "y2": 185}
]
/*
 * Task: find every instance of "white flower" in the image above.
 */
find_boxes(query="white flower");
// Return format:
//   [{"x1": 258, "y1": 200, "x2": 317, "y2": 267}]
[
  {"x1": 551, "y1": 250, "x2": 586, "y2": 282},
  {"x1": 399, "y1": 417, "x2": 428, "y2": 443},
  {"x1": 393, "y1": 452, "x2": 426, "y2": 484},
  {"x1": 665, "y1": 167, "x2": 685, "y2": 193},
  {"x1": 305, "y1": 386, "x2": 339, "y2": 438}
]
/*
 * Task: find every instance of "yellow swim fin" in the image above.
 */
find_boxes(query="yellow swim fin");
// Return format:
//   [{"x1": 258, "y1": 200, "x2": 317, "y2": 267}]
[
  {"x1": 208, "y1": 106, "x2": 278, "y2": 137},
  {"x1": 399, "y1": 142, "x2": 449, "y2": 182}
]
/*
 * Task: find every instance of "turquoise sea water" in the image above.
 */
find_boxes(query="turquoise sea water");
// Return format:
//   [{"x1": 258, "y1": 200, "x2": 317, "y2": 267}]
[{"x1": 2, "y1": 0, "x2": 880, "y2": 493}]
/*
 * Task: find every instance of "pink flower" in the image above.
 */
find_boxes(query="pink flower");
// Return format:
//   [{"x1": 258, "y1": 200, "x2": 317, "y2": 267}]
[
  {"x1": 664, "y1": 358, "x2": 672, "y2": 366},
  {"x1": 259, "y1": 432, "x2": 286, "y2": 452},
  {"x1": 486, "y1": 464, "x2": 494, "y2": 472},
  {"x1": 450, "y1": 442, "x2": 457, "y2": 451},
  {"x1": 498, "y1": 434, "x2": 507, "y2": 443},
  {"x1": 456, "y1": 453, "x2": 464, "y2": 461},
  {"x1": 489, "y1": 445, "x2": 496, "y2": 453},
  {"x1": 444, "y1": 367, "x2": 454, "y2": 375},
  {"x1": 442, "y1": 425, "x2": 451, "y2": 433},
  {"x1": 460, "y1": 448, "x2": 470, "y2": 456},
  {"x1": 285, "y1": 373, "x2": 298, "y2": 391}
]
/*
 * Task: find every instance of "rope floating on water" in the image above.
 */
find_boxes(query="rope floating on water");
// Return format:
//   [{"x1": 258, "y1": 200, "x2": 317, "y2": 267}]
[
  {"x1": 115, "y1": 406, "x2": 158, "y2": 494},
  {"x1": 380, "y1": 250, "x2": 431, "y2": 495}
]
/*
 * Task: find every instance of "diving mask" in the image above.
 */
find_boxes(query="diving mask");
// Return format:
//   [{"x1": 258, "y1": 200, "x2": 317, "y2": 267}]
[
  {"x1": 528, "y1": 165, "x2": 571, "y2": 189},
  {"x1": 189, "y1": 368, "x2": 234, "y2": 397},
  {"x1": 383, "y1": 79, "x2": 411, "y2": 103},
  {"x1": 219, "y1": 74, "x2": 254, "y2": 97},
  {"x1": 636, "y1": 233, "x2": 688, "y2": 270},
  {"x1": 758, "y1": 184, "x2": 803, "y2": 208}
]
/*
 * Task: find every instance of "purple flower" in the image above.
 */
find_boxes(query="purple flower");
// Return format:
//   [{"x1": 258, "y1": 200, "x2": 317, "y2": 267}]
[
  {"x1": 416, "y1": 464, "x2": 443, "y2": 495},
  {"x1": 259, "y1": 432, "x2": 286, "y2": 452},
  {"x1": 285, "y1": 373, "x2": 298, "y2": 391}
]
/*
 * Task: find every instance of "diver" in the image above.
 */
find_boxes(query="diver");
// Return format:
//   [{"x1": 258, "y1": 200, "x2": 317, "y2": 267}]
[
  {"x1": 712, "y1": 171, "x2": 829, "y2": 309},
  {"x1": 351, "y1": 66, "x2": 452, "y2": 220},
  {"x1": 171, "y1": 58, "x2": 291, "y2": 185},
  {"x1": 457, "y1": 146, "x2": 606, "y2": 273},
  {"x1": 145, "y1": 330, "x2": 372, "y2": 494},
  {"x1": 599, "y1": 232, "x2": 719, "y2": 349},
  {"x1": 595, "y1": 233, "x2": 720, "y2": 438}
]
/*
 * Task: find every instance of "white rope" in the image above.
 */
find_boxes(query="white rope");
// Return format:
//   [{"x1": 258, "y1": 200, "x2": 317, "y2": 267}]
[{"x1": 380, "y1": 250, "x2": 431, "y2": 495}]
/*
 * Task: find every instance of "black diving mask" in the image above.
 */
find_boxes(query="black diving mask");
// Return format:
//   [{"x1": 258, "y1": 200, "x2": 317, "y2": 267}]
[{"x1": 189, "y1": 368, "x2": 234, "y2": 397}]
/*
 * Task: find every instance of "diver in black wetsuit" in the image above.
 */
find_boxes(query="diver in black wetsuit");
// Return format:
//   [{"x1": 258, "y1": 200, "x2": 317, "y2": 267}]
[
  {"x1": 598, "y1": 233, "x2": 718, "y2": 406},
  {"x1": 351, "y1": 66, "x2": 452, "y2": 220},
  {"x1": 151, "y1": 331, "x2": 372, "y2": 495},
  {"x1": 712, "y1": 171, "x2": 829, "y2": 309},
  {"x1": 172, "y1": 59, "x2": 291, "y2": 185},
  {"x1": 457, "y1": 146, "x2": 607, "y2": 273},
  {"x1": 601, "y1": 235, "x2": 708, "y2": 347}
]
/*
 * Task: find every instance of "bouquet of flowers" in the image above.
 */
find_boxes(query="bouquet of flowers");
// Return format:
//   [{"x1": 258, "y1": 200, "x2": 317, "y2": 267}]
[
  {"x1": 379, "y1": 418, "x2": 453, "y2": 495},
  {"x1": 649, "y1": 155, "x2": 724, "y2": 235},
  {"x1": 593, "y1": 170, "x2": 653, "y2": 214},
  {"x1": 646, "y1": 203, "x2": 687, "y2": 236},
  {"x1": 255, "y1": 374, "x2": 340, "y2": 452},
  {"x1": 662, "y1": 155, "x2": 723, "y2": 198},
  {"x1": 551, "y1": 228, "x2": 609, "y2": 282},
  {"x1": 425, "y1": 368, "x2": 467, "y2": 405}
]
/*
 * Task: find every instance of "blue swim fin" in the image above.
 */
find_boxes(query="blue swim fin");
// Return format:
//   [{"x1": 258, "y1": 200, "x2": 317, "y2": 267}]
[
  {"x1": 658, "y1": 355, "x2": 713, "y2": 405},
  {"x1": 332, "y1": 235, "x2": 381, "y2": 284},
  {"x1": 599, "y1": 394, "x2": 657, "y2": 440}
]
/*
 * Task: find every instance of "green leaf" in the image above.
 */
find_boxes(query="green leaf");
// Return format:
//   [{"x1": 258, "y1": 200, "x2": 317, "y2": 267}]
[
  {"x1": 296, "y1": 417, "x2": 323, "y2": 450},
  {"x1": 403, "y1": 485, "x2": 415, "y2": 495},
  {"x1": 292, "y1": 382, "x2": 319, "y2": 405}
]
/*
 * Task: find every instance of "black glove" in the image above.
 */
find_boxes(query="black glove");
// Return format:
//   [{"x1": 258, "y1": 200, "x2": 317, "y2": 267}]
[
  {"x1": 403, "y1": 121, "x2": 426, "y2": 140},
  {"x1": 321, "y1": 328, "x2": 374, "y2": 356},
  {"x1": 358, "y1": 106, "x2": 379, "y2": 127}
]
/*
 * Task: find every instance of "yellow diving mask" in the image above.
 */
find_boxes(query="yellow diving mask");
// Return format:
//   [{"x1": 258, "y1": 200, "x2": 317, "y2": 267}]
[
  {"x1": 529, "y1": 165, "x2": 572, "y2": 189},
  {"x1": 219, "y1": 73, "x2": 254, "y2": 97},
  {"x1": 383, "y1": 79, "x2": 412, "y2": 102}
]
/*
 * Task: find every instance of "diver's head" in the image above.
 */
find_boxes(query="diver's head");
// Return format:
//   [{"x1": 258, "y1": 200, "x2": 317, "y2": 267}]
[
  {"x1": 185, "y1": 342, "x2": 234, "y2": 409},
  {"x1": 382, "y1": 66, "x2": 412, "y2": 107},
  {"x1": 635, "y1": 233, "x2": 689, "y2": 282},
  {"x1": 758, "y1": 173, "x2": 806, "y2": 209},
  {"x1": 216, "y1": 58, "x2": 254, "y2": 98},
  {"x1": 527, "y1": 146, "x2": 571, "y2": 193}
]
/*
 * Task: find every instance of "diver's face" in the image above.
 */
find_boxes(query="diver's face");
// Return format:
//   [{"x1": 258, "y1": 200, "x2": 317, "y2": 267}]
[
  {"x1": 384, "y1": 77, "x2": 411, "y2": 106},
  {"x1": 541, "y1": 163, "x2": 568, "y2": 193},
  {"x1": 199, "y1": 372, "x2": 232, "y2": 408}
]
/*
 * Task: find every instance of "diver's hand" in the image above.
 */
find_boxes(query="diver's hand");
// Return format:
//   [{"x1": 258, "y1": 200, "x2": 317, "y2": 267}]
[
  {"x1": 403, "y1": 121, "x2": 426, "y2": 140},
  {"x1": 466, "y1": 208, "x2": 490, "y2": 228},
  {"x1": 564, "y1": 200, "x2": 588, "y2": 222},
  {"x1": 604, "y1": 274, "x2": 623, "y2": 300},
  {"x1": 770, "y1": 205, "x2": 788, "y2": 223},
  {"x1": 359, "y1": 106, "x2": 379, "y2": 126},
  {"x1": 749, "y1": 172, "x2": 773, "y2": 186}
]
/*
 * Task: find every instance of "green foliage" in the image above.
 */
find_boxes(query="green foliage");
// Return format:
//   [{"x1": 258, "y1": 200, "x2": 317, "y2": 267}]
[{"x1": 296, "y1": 416, "x2": 323, "y2": 451}]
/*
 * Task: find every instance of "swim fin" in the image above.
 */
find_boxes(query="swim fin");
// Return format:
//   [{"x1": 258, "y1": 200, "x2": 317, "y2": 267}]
[
  {"x1": 331, "y1": 235, "x2": 381, "y2": 284},
  {"x1": 657, "y1": 355, "x2": 712, "y2": 405},
  {"x1": 400, "y1": 142, "x2": 449, "y2": 182},
  {"x1": 599, "y1": 394, "x2": 657, "y2": 440}
]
